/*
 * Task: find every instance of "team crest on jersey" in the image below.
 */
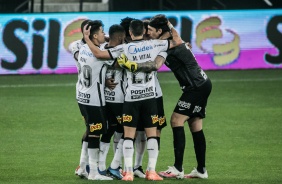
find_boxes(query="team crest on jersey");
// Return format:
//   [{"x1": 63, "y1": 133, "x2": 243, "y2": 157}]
[
  {"x1": 89, "y1": 123, "x2": 102, "y2": 132},
  {"x1": 151, "y1": 115, "x2": 159, "y2": 124},
  {"x1": 159, "y1": 116, "x2": 166, "y2": 126},
  {"x1": 116, "y1": 116, "x2": 122, "y2": 124},
  {"x1": 123, "y1": 115, "x2": 132, "y2": 122}
]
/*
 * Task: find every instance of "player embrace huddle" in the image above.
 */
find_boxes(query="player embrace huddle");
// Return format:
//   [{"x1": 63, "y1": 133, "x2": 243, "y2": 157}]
[{"x1": 69, "y1": 14, "x2": 212, "y2": 181}]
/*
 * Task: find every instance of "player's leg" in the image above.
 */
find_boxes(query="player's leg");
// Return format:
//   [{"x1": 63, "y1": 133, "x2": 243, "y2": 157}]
[
  {"x1": 85, "y1": 105, "x2": 113, "y2": 180},
  {"x1": 133, "y1": 124, "x2": 146, "y2": 178},
  {"x1": 98, "y1": 104, "x2": 117, "y2": 174},
  {"x1": 140, "y1": 98, "x2": 163, "y2": 181},
  {"x1": 75, "y1": 104, "x2": 89, "y2": 178},
  {"x1": 184, "y1": 79, "x2": 211, "y2": 179},
  {"x1": 121, "y1": 101, "x2": 139, "y2": 181}
]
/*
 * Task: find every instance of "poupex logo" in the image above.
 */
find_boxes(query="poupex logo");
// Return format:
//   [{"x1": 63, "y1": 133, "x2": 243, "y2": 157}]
[
  {"x1": 63, "y1": 19, "x2": 87, "y2": 53},
  {"x1": 196, "y1": 16, "x2": 240, "y2": 66}
]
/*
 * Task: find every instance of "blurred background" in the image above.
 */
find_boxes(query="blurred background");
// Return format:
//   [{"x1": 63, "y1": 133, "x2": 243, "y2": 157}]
[{"x1": 0, "y1": 0, "x2": 282, "y2": 13}]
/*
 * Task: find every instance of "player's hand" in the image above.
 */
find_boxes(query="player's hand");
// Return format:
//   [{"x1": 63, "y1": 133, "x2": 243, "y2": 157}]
[
  {"x1": 106, "y1": 78, "x2": 118, "y2": 90},
  {"x1": 117, "y1": 54, "x2": 137, "y2": 72},
  {"x1": 83, "y1": 24, "x2": 91, "y2": 41}
]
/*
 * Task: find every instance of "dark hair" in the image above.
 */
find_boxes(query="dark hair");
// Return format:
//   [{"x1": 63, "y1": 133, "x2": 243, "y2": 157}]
[
  {"x1": 88, "y1": 20, "x2": 104, "y2": 40},
  {"x1": 149, "y1": 14, "x2": 170, "y2": 35},
  {"x1": 109, "y1": 24, "x2": 125, "y2": 40},
  {"x1": 120, "y1": 17, "x2": 136, "y2": 37},
  {"x1": 80, "y1": 19, "x2": 90, "y2": 32},
  {"x1": 81, "y1": 19, "x2": 91, "y2": 43},
  {"x1": 143, "y1": 19, "x2": 150, "y2": 35},
  {"x1": 129, "y1": 19, "x2": 144, "y2": 37}
]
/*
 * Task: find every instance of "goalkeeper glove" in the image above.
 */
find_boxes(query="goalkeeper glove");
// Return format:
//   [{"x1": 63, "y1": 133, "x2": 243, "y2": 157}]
[{"x1": 117, "y1": 53, "x2": 137, "y2": 72}]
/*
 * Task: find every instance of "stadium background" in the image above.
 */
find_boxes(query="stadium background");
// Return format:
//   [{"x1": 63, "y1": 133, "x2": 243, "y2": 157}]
[{"x1": 1, "y1": 1, "x2": 282, "y2": 184}]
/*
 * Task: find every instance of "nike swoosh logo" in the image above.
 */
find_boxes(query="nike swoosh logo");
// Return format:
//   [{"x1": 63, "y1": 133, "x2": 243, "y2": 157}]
[{"x1": 179, "y1": 108, "x2": 185, "y2": 111}]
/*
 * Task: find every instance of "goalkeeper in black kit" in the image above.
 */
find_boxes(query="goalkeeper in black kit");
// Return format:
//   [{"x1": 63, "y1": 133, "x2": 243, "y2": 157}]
[{"x1": 117, "y1": 14, "x2": 212, "y2": 179}]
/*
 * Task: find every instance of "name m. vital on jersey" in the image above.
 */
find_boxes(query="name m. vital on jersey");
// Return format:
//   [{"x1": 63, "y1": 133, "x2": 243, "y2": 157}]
[
  {"x1": 77, "y1": 91, "x2": 90, "y2": 103},
  {"x1": 130, "y1": 86, "x2": 154, "y2": 99}
]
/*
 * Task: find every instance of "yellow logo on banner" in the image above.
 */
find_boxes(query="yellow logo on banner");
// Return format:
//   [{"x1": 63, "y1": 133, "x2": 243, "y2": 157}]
[
  {"x1": 89, "y1": 123, "x2": 102, "y2": 132},
  {"x1": 196, "y1": 16, "x2": 240, "y2": 66}
]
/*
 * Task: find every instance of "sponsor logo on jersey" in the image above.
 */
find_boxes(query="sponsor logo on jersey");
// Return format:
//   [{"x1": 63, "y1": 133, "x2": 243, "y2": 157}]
[
  {"x1": 89, "y1": 123, "x2": 102, "y2": 132},
  {"x1": 128, "y1": 45, "x2": 153, "y2": 54},
  {"x1": 123, "y1": 115, "x2": 132, "y2": 122},
  {"x1": 151, "y1": 115, "x2": 159, "y2": 124},
  {"x1": 159, "y1": 116, "x2": 166, "y2": 126},
  {"x1": 80, "y1": 48, "x2": 93, "y2": 57},
  {"x1": 193, "y1": 106, "x2": 202, "y2": 113}
]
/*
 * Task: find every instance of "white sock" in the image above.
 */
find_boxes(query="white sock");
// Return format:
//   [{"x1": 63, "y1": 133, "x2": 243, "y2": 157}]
[
  {"x1": 110, "y1": 138, "x2": 124, "y2": 169},
  {"x1": 147, "y1": 138, "x2": 158, "y2": 171},
  {"x1": 88, "y1": 148, "x2": 99, "y2": 176},
  {"x1": 113, "y1": 132, "x2": 123, "y2": 153},
  {"x1": 98, "y1": 142, "x2": 110, "y2": 171},
  {"x1": 79, "y1": 141, "x2": 88, "y2": 169},
  {"x1": 123, "y1": 139, "x2": 134, "y2": 172},
  {"x1": 134, "y1": 131, "x2": 146, "y2": 169}
]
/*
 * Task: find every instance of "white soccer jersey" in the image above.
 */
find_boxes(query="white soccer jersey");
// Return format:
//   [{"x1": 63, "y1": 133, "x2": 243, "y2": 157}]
[
  {"x1": 104, "y1": 67, "x2": 126, "y2": 103},
  {"x1": 100, "y1": 43, "x2": 126, "y2": 103},
  {"x1": 109, "y1": 39, "x2": 169, "y2": 102},
  {"x1": 69, "y1": 39, "x2": 84, "y2": 101},
  {"x1": 77, "y1": 44, "x2": 114, "y2": 106}
]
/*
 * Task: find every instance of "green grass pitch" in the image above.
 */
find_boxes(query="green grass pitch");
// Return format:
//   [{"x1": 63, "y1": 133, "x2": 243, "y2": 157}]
[{"x1": 0, "y1": 69, "x2": 282, "y2": 184}]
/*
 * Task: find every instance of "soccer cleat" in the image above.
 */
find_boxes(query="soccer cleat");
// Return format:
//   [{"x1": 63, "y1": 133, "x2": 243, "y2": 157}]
[
  {"x1": 108, "y1": 166, "x2": 123, "y2": 180},
  {"x1": 75, "y1": 165, "x2": 80, "y2": 175},
  {"x1": 133, "y1": 166, "x2": 145, "y2": 178},
  {"x1": 122, "y1": 171, "x2": 134, "y2": 181},
  {"x1": 184, "y1": 167, "x2": 208, "y2": 179},
  {"x1": 146, "y1": 170, "x2": 163, "y2": 181},
  {"x1": 158, "y1": 166, "x2": 184, "y2": 179},
  {"x1": 75, "y1": 167, "x2": 88, "y2": 179},
  {"x1": 88, "y1": 174, "x2": 113, "y2": 180},
  {"x1": 98, "y1": 168, "x2": 107, "y2": 176}
]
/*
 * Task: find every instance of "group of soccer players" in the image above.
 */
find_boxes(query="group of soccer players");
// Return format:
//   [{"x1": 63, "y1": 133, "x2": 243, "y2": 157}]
[{"x1": 69, "y1": 14, "x2": 212, "y2": 181}]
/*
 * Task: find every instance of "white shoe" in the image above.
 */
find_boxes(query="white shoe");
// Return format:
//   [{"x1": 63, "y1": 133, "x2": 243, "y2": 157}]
[
  {"x1": 76, "y1": 167, "x2": 88, "y2": 179},
  {"x1": 88, "y1": 174, "x2": 113, "y2": 180},
  {"x1": 133, "y1": 166, "x2": 145, "y2": 178},
  {"x1": 158, "y1": 166, "x2": 184, "y2": 179},
  {"x1": 184, "y1": 168, "x2": 208, "y2": 179}
]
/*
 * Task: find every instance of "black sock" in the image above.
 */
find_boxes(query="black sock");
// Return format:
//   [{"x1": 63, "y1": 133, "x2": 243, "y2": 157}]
[
  {"x1": 172, "y1": 126, "x2": 185, "y2": 172},
  {"x1": 192, "y1": 130, "x2": 206, "y2": 174},
  {"x1": 156, "y1": 137, "x2": 160, "y2": 150}
]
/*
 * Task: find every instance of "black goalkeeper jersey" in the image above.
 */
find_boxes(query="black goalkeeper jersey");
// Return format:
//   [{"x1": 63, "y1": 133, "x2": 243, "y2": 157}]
[{"x1": 166, "y1": 43, "x2": 209, "y2": 91}]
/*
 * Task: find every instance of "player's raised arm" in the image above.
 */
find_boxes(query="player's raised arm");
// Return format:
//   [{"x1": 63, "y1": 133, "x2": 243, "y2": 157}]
[
  {"x1": 168, "y1": 21, "x2": 183, "y2": 49},
  {"x1": 83, "y1": 24, "x2": 111, "y2": 59}
]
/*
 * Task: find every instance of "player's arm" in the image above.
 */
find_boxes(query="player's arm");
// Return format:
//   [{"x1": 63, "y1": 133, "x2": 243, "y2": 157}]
[
  {"x1": 168, "y1": 21, "x2": 183, "y2": 49},
  {"x1": 83, "y1": 25, "x2": 111, "y2": 59},
  {"x1": 117, "y1": 54, "x2": 166, "y2": 72}
]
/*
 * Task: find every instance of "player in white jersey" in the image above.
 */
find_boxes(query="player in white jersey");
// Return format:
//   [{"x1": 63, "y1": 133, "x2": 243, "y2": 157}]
[
  {"x1": 68, "y1": 19, "x2": 91, "y2": 178},
  {"x1": 76, "y1": 20, "x2": 115, "y2": 181},
  {"x1": 82, "y1": 19, "x2": 182, "y2": 181},
  {"x1": 96, "y1": 24, "x2": 126, "y2": 177}
]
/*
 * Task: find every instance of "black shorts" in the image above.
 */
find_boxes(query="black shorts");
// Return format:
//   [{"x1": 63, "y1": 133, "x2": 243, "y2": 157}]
[
  {"x1": 106, "y1": 102, "x2": 123, "y2": 133},
  {"x1": 122, "y1": 98, "x2": 158, "y2": 128},
  {"x1": 156, "y1": 96, "x2": 167, "y2": 130},
  {"x1": 78, "y1": 103, "x2": 87, "y2": 126},
  {"x1": 78, "y1": 103, "x2": 108, "y2": 136},
  {"x1": 173, "y1": 79, "x2": 212, "y2": 119}
]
